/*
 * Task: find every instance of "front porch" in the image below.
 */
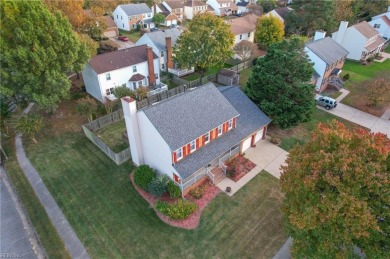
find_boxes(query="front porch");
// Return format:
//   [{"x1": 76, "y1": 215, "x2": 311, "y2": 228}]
[{"x1": 168, "y1": 67, "x2": 195, "y2": 77}]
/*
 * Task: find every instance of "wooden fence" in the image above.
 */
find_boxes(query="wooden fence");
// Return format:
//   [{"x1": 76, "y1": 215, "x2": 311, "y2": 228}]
[{"x1": 82, "y1": 110, "x2": 131, "y2": 165}]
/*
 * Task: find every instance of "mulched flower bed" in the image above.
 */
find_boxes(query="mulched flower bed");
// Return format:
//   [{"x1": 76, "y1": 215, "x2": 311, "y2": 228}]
[
  {"x1": 226, "y1": 155, "x2": 256, "y2": 182},
  {"x1": 130, "y1": 174, "x2": 220, "y2": 229}
]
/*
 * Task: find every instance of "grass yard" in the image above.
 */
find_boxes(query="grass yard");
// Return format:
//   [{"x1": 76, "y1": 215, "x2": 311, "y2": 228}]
[
  {"x1": 2, "y1": 136, "x2": 70, "y2": 259},
  {"x1": 341, "y1": 59, "x2": 390, "y2": 116},
  {"x1": 95, "y1": 120, "x2": 128, "y2": 153},
  {"x1": 384, "y1": 44, "x2": 390, "y2": 54},
  {"x1": 239, "y1": 67, "x2": 253, "y2": 87},
  {"x1": 23, "y1": 128, "x2": 286, "y2": 258},
  {"x1": 268, "y1": 108, "x2": 365, "y2": 151},
  {"x1": 118, "y1": 29, "x2": 142, "y2": 42},
  {"x1": 183, "y1": 64, "x2": 233, "y2": 81},
  {"x1": 162, "y1": 78, "x2": 180, "y2": 89}
]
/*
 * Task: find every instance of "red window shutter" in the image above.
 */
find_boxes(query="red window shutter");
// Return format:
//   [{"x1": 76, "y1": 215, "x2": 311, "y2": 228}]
[
  {"x1": 210, "y1": 130, "x2": 214, "y2": 141},
  {"x1": 233, "y1": 117, "x2": 237, "y2": 128},
  {"x1": 196, "y1": 138, "x2": 200, "y2": 149},
  {"x1": 223, "y1": 122, "x2": 228, "y2": 133},
  {"x1": 172, "y1": 152, "x2": 177, "y2": 164},
  {"x1": 202, "y1": 135, "x2": 206, "y2": 145},
  {"x1": 183, "y1": 146, "x2": 187, "y2": 157},
  {"x1": 186, "y1": 144, "x2": 191, "y2": 154},
  {"x1": 214, "y1": 128, "x2": 218, "y2": 138}
]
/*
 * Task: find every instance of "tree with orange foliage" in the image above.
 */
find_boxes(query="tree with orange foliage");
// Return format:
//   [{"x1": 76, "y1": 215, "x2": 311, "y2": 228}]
[{"x1": 281, "y1": 120, "x2": 390, "y2": 258}]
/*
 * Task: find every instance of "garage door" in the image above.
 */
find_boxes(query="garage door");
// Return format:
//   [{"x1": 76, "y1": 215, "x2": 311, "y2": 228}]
[
  {"x1": 104, "y1": 31, "x2": 117, "y2": 38},
  {"x1": 254, "y1": 128, "x2": 264, "y2": 143},
  {"x1": 241, "y1": 136, "x2": 252, "y2": 153},
  {"x1": 166, "y1": 20, "x2": 172, "y2": 26}
]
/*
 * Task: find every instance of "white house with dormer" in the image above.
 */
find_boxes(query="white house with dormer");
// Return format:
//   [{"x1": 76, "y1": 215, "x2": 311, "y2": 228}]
[
  {"x1": 368, "y1": 7, "x2": 390, "y2": 40},
  {"x1": 81, "y1": 45, "x2": 162, "y2": 103},
  {"x1": 113, "y1": 3, "x2": 155, "y2": 31},
  {"x1": 332, "y1": 21, "x2": 386, "y2": 61},
  {"x1": 121, "y1": 83, "x2": 271, "y2": 194},
  {"x1": 207, "y1": 0, "x2": 238, "y2": 16}
]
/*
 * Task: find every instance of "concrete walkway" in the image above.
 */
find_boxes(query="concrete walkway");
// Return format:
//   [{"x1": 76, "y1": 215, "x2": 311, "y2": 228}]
[
  {"x1": 217, "y1": 137, "x2": 288, "y2": 196},
  {"x1": 1, "y1": 166, "x2": 45, "y2": 259},
  {"x1": 15, "y1": 104, "x2": 90, "y2": 259},
  {"x1": 374, "y1": 52, "x2": 390, "y2": 62},
  {"x1": 321, "y1": 89, "x2": 390, "y2": 138}
]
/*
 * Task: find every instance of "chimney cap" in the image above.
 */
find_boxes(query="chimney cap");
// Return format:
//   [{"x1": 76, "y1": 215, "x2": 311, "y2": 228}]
[{"x1": 122, "y1": 96, "x2": 136, "y2": 103}]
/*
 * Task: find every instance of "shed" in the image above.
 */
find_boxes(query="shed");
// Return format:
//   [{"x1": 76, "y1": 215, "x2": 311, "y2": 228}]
[{"x1": 217, "y1": 69, "x2": 239, "y2": 86}]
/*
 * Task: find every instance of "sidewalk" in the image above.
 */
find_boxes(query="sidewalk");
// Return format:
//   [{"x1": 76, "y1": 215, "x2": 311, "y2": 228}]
[{"x1": 15, "y1": 103, "x2": 90, "y2": 259}]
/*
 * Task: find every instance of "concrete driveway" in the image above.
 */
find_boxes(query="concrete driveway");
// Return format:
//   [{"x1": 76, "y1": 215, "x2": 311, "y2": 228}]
[{"x1": 109, "y1": 37, "x2": 135, "y2": 49}]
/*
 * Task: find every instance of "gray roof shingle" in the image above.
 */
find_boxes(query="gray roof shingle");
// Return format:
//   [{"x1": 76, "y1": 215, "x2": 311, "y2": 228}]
[
  {"x1": 306, "y1": 37, "x2": 349, "y2": 65},
  {"x1": 145, "y1": 28, "x2": 182, "y2": 51},
  {"x1": 173, "y1": 85, "x2": 271, "y2": 178},
  {"x1": 142, "y1": 83, "x2": 240, "y2": 152},
  {"x1": 119, "y1": 3, "x2": 152, "y2": 16}
]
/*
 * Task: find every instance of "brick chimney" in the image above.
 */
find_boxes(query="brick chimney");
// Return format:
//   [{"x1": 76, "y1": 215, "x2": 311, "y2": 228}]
[
  {"x1": 146, "y1": 46, "x2": 156, "y2": 85},
  {"x1": 153, "y1": 2, "x2": 157, "y2": 15},
  {"x1": 166, "y1": 36, "x2": 174, "y2": 70},
  {"x1": 121, "y1": 97, "x2": 144, "y2": 166}
]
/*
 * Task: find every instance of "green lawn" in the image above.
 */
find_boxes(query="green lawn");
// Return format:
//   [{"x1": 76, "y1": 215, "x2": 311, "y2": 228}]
[
  {"x1": 268, "y1": 108, "x2": 364, "y2": 151},
  {"x1": 162, "y1": 78, "x2": 180, "y2": 89},
  {"x1": 95, "y1": 120, "x2": 128, "y2": 153},
  {"x1": 183, "y1": 64, "x2": 233, "y2": 81},
  {"x1": 24, "y1": 132, "x2": 287, "y2": 258},
  {"x1": 118, "y1": 29, "x2": 142, "y2": 42},
  {"x1": 3, "y1": 138, "x2": 70, "y2": 259},
  {"x1": 384, "y1": 45, "x2": 390, "y2": 54},
  {"x1": 341, "y1": 59, "x2": 390, "y2": 116},
  {"x1": 239, "y1": 67, "x2": 253, "y2": 87}
]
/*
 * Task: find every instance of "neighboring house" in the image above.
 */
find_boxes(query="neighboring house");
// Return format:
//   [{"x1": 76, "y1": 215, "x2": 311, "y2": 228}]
[
  {"x1": 113, "y1": 3, "x2": 155, "y2": 31},
  {"x1": 227, "y1": 13, "x2": 258, "y2": 44},
  {"x1": 136, "y1": 28, "x2": 181, "y2": 72},
  {"x1": 305, "y1": 31, "x2": 349, "y2": 93},
  {"x1": 184, "y1": 0, "x2": 214, "y2": 20},
  {"x1": 236, "y1": 1, "x2": 249, "y2": 13},
  {"x1": 368, "y1": 15, "x2": 390, "y2": 40},
  {"x1": 121, "y1": 83, "x2": 271, "y2": 194},
  {"x1": 82, "y1": 45, "x2": 164, "y2": 103},
  {"x1": 84, "y1": 10, "x2": 119, "y2": 38},
  {"x1": 332, "y1": 21, "x2": 386, "y2": 61},
  {"x1": 162, "y1": 1, "x2": 185, "y2": 21},
  {"x1": 207, "y1": 0, "x2": 238, "y2": 16},
  {"x1": 371, "y1": 6, "x2": 390, "y2": 20},
  {"x1": 153, "y1": 3, "x2": 179, "y2": 26},
  {"x1": 264, "y1": 7, "x2": 292, "y2": 24}
]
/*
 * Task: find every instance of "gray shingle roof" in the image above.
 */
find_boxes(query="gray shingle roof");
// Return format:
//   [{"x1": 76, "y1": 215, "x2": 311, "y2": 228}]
[
  {"x1": 173, "y1": 85, "x2": 272, "y2": 179},
  {"x1": 142, "y1": 83, "x2": 240, "y2": 152},
  {"x1": 306, "y1": 37, "x2": 349, "y2": 65},
  {"x1": 119, "y1": 3, "x2": 152, "y2": 16},
  {"x1": 145, "y1": 28, "x2": 182, "y2": 51}
]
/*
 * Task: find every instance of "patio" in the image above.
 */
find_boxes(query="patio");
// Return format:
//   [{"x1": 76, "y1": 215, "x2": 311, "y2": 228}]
[{"x1": 217, "y1": 137, "x2": 288, "y2": 196}]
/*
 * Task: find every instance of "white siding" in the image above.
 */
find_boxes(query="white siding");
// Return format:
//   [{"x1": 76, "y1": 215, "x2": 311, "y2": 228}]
[
  {"x1": 332, "y1": 27, "x2": 367, "y2": 61},
  {"x1": 368, "y1": 19, "x2": 390, "y2": 39},
  {"x1": 264, "y1": 10, "x2": 284, "y2": 24},
  {"x1": 234, "y1": 31, "x2": 255, "y2": 44},
  {"x1": 81, "y1": 64, "x2": 104, "y2": 102},
  {"x1": 184, "y1": 6, "x2": 194, "y2": 20},
  {"x1": 137, "y1": 111, "x2": 179, "y2": 179},
  {"x1": 241, "y1": 136, "x2": 252, "y2": 153},
  {"x1": 113, "y1": 7, "x2": 130, "y2": 31},
  {"x1": 136, "y1": 35, "x2": 167, "y2": 71},
  {"x1": 206, "y1": 0, "x2": 221, "y2": 15},
  {"x1": 305, "y1": 46, "x2": 327, "y2": 91}
]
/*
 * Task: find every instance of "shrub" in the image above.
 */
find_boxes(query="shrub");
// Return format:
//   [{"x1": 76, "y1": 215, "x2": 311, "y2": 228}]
[
  {"x1": 156, "y1": 199, "x2": 197, "y2": 220},
  {"x1": 367, "y1": 56, "x2": 374, "y2": 62},
  {"x1": 189, "y1": 185, "x2": 206, "y2": 199},
  {"x1": 147, "y1": 174, "x2": 170, "y2": 197},
  {"x1": 342, "y1": 73, "x2": 350, "y2": 81},
  {"x1": 167, "y1": 181, "x2": 181, "y2": 198},
  {"x1": 134, "y1": 165, "x2": 156, "y2": 190},
  {"x1": 270, "y1": 136, "x2": 281, "y2": 145}
]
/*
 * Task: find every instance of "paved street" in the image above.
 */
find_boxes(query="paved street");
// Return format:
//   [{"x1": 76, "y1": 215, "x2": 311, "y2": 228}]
[{"x1": 1, "y1": 167, "x2": 44, "y2": 259}]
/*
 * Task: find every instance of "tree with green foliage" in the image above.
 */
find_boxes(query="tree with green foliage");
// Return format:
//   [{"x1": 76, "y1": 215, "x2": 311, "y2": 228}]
[
  {"x1": 285, "y1": 0, "x2": 336, "y2": 36},
  {"x1": 257, "y1": 0, "x2": 277, "y2": 13},
  {"x1": 245, "y1": 38, "x2": 314, "y2": 129},
  {"x1": 0, "y1": 1, "x2": 90, "y2": 112},
  {"x1": 173, "y1": 13, "x2": 234, "y2": 77},
  {"x1": 152, "y1": 13, "x2": 166, "y2": 27},
  {"x1": 14, "y1": 114, "x2": 45, "y2": 144},
  {"x1": 76, "y1": 96, "x2": 98, "y2": 122},
  {"x1": 255, "y1": 15, "x2": 284, "y2": 49},
  {"x1": 280, "y1": 121, "x2": 390, "y2": 258},
  {"x1": 114, "y1": 85, "x2": 136, "y2": 99}
]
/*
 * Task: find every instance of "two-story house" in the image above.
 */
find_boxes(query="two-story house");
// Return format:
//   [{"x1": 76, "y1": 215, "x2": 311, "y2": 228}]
[
  {"x1": 113, "y1": 3, "x2": 155, "y2": 31},
  {"x1": 121, "y1": 83, "x2": 271, "y2": 194},
  {"x1": 264, "y1": 7, "x2": 292, "y2": 25},
  {"x1": 136, "y1": 28, "x2": 182, "y2": 72},
  {"x1": 227, "y1": 13, "x2": 258, "y2": 44},
  {"x1": 184, "y1": 0, "x2": 214, "y2": 20},
  {"x1": 207, "y1": 0, "x2": 238, "y2": 16},
  {"x1": 153, "y1": 3, "x2": 179, "y2": 26},
  {"x1": 332, "y1": 21, "x2": 386, "y2": 61},
  {"x1": 368, "y1": 7, "x2": 390, "y2": 40},
  {"x1": 305, "y1": 32, "x2": 349, "y2": 93},
  {"x1": 162, "y1": 1, "x2": 185, "y2": 21},
  {"x1": 82, "y1": 45, "x2": 164, "y2": 103}
]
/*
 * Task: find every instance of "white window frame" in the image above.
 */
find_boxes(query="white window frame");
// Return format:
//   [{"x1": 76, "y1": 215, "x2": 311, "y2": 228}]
[
  {"x1": 105, "y1": 87, "x2": 114, "y2": 95},
  {"x1": 132, "y1": 65, "x2": 137, "y2": 72},
  {"x1": 190, "y1": 140, "x2": 196, "y2": 152},
  {"x1": 106, "y1": 73, "x2": 111, "y2": 80},
  {"x1": 161, "y1": 63, "x2": 165, "y2": 69},
  {"x1": 228, "y1": 119, "x2": 233, "y2": 130},
  {"x1": 217, "y1": 125, "x2": 222, "y2": 136},
  {"x1": 176, "y1": 147, "x2": 183, "y2": 160},
  {"x1": 204, "y1": 132, "x2": 210, "y2": 144}
]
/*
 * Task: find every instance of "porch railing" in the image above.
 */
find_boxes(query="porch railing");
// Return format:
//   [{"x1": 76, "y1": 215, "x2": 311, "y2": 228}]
[
  {"x1": 168, "y1": 67, "x2": 195, "y2": 77},
  {"x1": 206, "y1": 167, "x2": 215, "y2": 184},
  {"x1": 219, "y1": 160, "x2": 227, "y2": 175},
  {"x1": 147, "y1": 83, "x2": 168, "y2": 96}
]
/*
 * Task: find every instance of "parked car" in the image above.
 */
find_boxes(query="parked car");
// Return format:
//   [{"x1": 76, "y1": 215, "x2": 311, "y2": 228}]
[
  {"x1": 315, "y1": 95, "x2": 337, "y2": 110},
  {"x1": 234, "y1": 12, "x2": 243, "y2": 17},
  {"x1": 118, "y1": 35, "x2": 129, "y2": 42},
  {"x1": 150, "y1": 27, "x2": 159, "y2": 32},
  {"x1": 170, "y1": 24, "x2": 177, "y2": 28}
]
